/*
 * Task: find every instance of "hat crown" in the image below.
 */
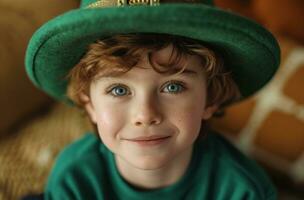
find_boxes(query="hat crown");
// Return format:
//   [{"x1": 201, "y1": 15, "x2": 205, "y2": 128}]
[{"x1": 80, "y1": 0, "x2": 213, "y2": 8}]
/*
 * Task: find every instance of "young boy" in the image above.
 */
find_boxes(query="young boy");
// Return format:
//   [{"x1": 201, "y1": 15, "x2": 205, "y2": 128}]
[{"x1": 25, "y1": 0, "x2": 280, "y2": 199}]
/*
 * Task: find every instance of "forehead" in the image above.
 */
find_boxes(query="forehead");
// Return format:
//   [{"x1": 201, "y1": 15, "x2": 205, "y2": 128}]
[{"x1": 97, "y1": 44, "x2": 205, "y2": 80}]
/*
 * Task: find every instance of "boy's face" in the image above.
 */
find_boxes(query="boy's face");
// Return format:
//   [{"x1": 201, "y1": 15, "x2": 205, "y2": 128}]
[{"x1": 82, "y1": 44, "x2": 217, "y2": 170}]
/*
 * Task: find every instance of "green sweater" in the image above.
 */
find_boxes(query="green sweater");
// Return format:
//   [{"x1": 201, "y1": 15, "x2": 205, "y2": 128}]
[{"x1": 45, "y1": 132, "x2": 277, "y2": 200}]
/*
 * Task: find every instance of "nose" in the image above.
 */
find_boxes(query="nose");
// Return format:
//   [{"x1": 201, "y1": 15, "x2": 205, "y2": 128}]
[{"x1": 132, "y1": 96, "x2": 163, "y2": 127}]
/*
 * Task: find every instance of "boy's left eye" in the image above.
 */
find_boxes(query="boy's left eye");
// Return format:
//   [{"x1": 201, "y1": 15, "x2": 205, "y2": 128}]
[{"x1": 162, "y1": 81, "x2": 185, "y2": 94}]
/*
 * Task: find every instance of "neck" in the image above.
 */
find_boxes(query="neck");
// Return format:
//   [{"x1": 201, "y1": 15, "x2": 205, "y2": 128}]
[{"x1": 115, "y1": 146, "x2": 193, "y2": 190}]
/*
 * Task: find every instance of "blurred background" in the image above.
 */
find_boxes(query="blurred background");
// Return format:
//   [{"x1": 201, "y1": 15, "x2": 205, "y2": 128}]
[{"x1": 0, "y1": 0, "x2": 303, "y2": 199}]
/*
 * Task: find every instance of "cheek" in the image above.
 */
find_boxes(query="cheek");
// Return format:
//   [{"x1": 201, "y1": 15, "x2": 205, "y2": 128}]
[
  {"x1": 169, "y1": 92, "x2": 206, "y2": 133},
  {"x1": 93, "y1": 104, "x2": 126, "y2": 138},
  {"x1": 174, "y1": 90, "x2": 206, "y2": 118},
  {"x1": 178, "y1": 104, "x2": 203, "y2": 129}
]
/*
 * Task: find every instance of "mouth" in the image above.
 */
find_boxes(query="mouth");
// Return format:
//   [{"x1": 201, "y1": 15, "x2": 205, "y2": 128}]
[{"x1": 125, "y1": 136, "x2": 172, "y2": 146}]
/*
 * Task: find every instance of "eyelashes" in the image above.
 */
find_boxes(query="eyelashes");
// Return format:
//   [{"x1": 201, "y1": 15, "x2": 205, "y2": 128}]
[
  {"x1": 107, "y1": 84, "x2": 130, "y2": 97},
  {"x1": 162, "y1": 81, "x2": 186, "y2": 94},
  {"x1": 105, "y1": 81, "x2": 187, "y2": 98}
]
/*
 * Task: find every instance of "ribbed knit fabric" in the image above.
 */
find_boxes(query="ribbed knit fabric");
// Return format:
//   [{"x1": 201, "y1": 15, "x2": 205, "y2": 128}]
[{"x1": 45, "y1": 131, "x2": 277, "y2": 200}]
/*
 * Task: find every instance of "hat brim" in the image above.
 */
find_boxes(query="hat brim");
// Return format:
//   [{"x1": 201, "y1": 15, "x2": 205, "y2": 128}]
[{"x1": 25, "y1": 3, "x2": 280, "y2": 104}]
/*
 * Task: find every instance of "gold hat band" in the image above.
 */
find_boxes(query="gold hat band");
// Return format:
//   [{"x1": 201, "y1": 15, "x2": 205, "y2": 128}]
[{"x1": 86, "y1": 0, "x2": 160, "y2": 8}]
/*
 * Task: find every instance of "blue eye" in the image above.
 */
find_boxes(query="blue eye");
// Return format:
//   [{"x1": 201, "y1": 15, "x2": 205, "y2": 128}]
[
  {"x1": 107, "y1": 81, "x2": 185, "y2": 97},
  {"x1": 109, "y1": 85, "x2": 129, "y2": 97},
  {"x1": 163, "y1": 82, "x2": 185, "y2": 94}
]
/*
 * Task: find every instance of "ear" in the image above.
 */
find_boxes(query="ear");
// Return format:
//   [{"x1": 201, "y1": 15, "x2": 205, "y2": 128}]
[
  {"x1": 201, "y1": 104, "x2": 218, "y2": 120},
  {"x1": 79, "y1": 92, "x2": 97, "y2": 124}
]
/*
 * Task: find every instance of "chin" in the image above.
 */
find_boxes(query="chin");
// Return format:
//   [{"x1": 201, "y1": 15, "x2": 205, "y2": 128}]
[{"x1": 131, "y1": 156, "x2": 169, "y2": 171}]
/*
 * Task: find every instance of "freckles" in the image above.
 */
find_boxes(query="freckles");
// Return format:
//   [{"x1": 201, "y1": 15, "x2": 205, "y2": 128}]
[
  {"x1": 171, "y1": 102, "x2": 197, "y2": 121},
  {"x1": 172, "y1": 110, "x2": 193, "y2": 125},
  {"x1": 179, "y1": 105, "x2": 203, "y2": 127}
]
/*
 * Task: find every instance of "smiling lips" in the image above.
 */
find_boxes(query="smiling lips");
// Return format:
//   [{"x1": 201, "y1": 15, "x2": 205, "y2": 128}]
[{"x1": 125, "y1": 135, "x2": 171, "y2": 146}]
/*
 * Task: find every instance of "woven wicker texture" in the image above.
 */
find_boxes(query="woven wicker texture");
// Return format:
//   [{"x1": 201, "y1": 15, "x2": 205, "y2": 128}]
[{"x1": 0, "y1": 103, "x2": 91, "y2": 200}]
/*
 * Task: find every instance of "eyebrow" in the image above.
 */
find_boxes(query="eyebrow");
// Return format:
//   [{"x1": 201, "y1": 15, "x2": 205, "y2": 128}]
[
  {"x1": 95, "y1": 67, "x2": 198, "y2": 81},
  {"x1": 171, "y1": 68, "x2": 198, "y2": 76}
]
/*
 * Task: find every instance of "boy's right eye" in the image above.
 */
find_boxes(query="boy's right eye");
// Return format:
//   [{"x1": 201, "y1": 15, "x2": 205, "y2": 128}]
[{"x1": 106, "y1": 84, "x2": 130, "y2": 97}]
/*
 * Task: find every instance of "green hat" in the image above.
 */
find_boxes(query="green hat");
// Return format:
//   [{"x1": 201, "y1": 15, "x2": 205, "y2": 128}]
[{"x1": 25, "y1": 0, "x2": 280, "y2": 104}]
